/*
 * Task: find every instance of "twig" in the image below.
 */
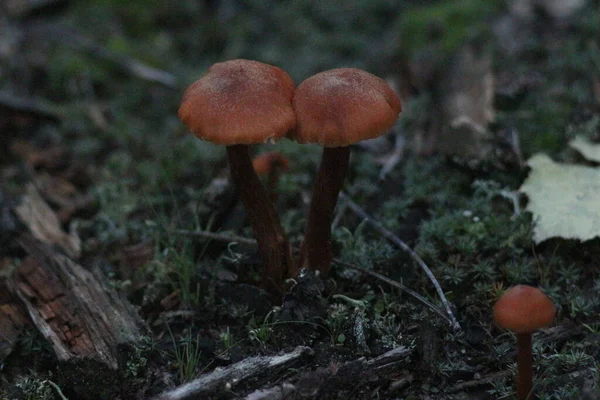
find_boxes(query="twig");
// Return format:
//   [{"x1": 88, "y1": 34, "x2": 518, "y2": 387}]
[
  {"x1": 43, "y1": 380, "x2": 69, "y2": 400},
  {"x1": 171, "y1": 229, "x2": 257, "y2": 246},
  {"x1": 508, "y1": 127, "x2": 524, "y2": 167},
  {"x1": 24, "y1": 24, "x2": 178, "y2": 88},
  {"x1": 378, "y1": 133, "x2": 406, "y2": 181},
  {"x1": 447, "y1": 370, "x2": 510, "y2": 392},
  {"x1": 243, "y1": 346, "x2": 412, "y2": 400},
  {"x1": 331, "y1": 199, "x2": 348, "y2": 230},
  {"x1": 244, "y1": 383, "x2": 296, "y2": 400},
  {"x1": 69, "y1": 34, "x2": 178, "y2": 88},
  {"x1": 152, "y1": 346, "x2": 313, "y2": 400},
  {"x1": 338, "y1": 192, "x2": 461, "y2": 331},
  {"x1": 0, "y1": 90, "x2": 61, "y2": 120},
  {"x1": 334, "y1": 260, "x2": 452, "y2": 326}
]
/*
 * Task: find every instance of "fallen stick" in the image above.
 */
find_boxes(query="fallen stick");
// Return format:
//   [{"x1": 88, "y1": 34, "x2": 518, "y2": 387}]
[
  {"x1": 378, "y1": 133, "x2": 406, "y2": 181},
  {"x1": 171, "y1": 229, "x2": 257, "y2": 246},
  {"x1": 334, "y1": 259, "x2": 452, "y2": 326},
  {"x1": 243, "y1": 346, "x2": 413, "y2": 400},
  {"x1": 153, "y1": 346, "x2": 314, "y2": 400},
  {"x1": 23, "y1": 24, "x2": 178, "y2": 88},
  {"x1": 338, "y1": 192, "x2": 461, "y2": 331}
]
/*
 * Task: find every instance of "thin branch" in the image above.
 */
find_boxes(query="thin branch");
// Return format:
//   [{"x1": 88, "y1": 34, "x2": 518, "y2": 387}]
[
  {"x1": 338, "y1": 192, "x2": 461, "y2": 331},
  {"x1": 378, "y1": 133, "x2": 406, "y2": 181},
  {"x1": 24, "y1": 24, "x2": 178, "y2": 88},
  {"x1": 171, "y1": 229, "x2": 257, "y2": 246},
  {"x1": 152, "y1": 346, "x2": 313, "y2": 400},
  {"x1": 333, "y1": 259, "x2": 451, "y2": 325}
]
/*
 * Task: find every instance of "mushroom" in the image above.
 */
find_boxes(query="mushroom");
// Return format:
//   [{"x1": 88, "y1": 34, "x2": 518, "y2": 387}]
[
  {"x1": 493, "y1": 284, "x2": 557, "y2": 400},
  {"x1": 290, "y1": 68, "x2": 402, "y2": 276},
  {"x1": 178, "y1": 59, "x2": 295, "y2": 295},
  {"x1": 252, "y1": 151, "x2": 289, "y2": 202}
]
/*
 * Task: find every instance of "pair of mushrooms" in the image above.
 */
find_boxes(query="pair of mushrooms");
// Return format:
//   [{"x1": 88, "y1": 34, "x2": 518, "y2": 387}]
[
  {"x1": 180, "y1": 60, "x2": 558, "y2": 398},
  {"x1": 178, "y1": 59, "x2": 402, "y2": 295}
]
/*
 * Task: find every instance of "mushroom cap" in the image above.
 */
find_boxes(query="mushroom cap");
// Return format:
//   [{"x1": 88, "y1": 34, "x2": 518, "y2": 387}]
[
  {"x1": 252, "y1": 152, "x2": 289, "y2": 175},
  {"x1": 178, "y1": 59, "x2": 296, "y2": 145},
  {"x1": 291, "y1": 68, "x2": 402, "y2": 147},
  {"x1": 493, "y1": 285, "x2": 556, "y2": 333}
]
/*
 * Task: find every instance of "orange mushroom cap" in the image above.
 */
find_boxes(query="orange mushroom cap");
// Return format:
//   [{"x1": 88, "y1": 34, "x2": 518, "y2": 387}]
[
  {"x1": 493, "y1": 285, "x2": 556, "y2": 333},
  {"x1": 252, "y1": 152, "x2": 289, "y2": 175},
  {"x1": 178, "y1": 59, "x2": 296, "y2": 145},
  {"x1": 291, "y1": 68, "x2": 402, "y2": 147}
]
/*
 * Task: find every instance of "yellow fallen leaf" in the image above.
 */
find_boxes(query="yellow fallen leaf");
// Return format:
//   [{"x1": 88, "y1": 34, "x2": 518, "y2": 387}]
[{"x1": 520, "y1": 154, "x2": 600, "y2": 243}]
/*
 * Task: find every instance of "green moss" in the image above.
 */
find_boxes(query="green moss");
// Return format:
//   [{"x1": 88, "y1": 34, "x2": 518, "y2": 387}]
[
  {"x1": 397, "y1": 0, "x2": 501, "y2": 57},
  {"x1": 14, "y1": 376, "x2": 59, "y2": 400}
]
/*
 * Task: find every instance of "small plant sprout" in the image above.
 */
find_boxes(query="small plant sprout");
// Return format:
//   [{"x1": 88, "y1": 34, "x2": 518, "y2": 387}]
[
  {"x1": 493, "y1": 284, "x2": 557, "y2": 400},
  {"x1": 179, "y1": 59, "x2": 296, "y2": 294},
  {"x1": 291, "y1": 68, "x2": 402, "y2": 277}
]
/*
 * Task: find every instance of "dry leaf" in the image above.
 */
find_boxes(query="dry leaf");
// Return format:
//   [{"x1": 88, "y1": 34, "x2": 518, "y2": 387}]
[
  {"x1": 15, "y1": 183, "x2": 81, "y2": 258},
  {"x1": 520, "y1": 154, "x2": 600, "y2": 243},
  {"x1": 569, "y1": 136, "x2": 600, "y2": 163},
  {"x1": 437, "y1": 45, "x2": 495, "y2": 158}
]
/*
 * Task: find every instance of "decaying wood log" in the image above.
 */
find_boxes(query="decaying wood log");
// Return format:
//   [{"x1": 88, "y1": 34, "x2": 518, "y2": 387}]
[
  {"x1": 13, "y1": 237, "x2": 146, "y2": 367},
  {"x1": 2, "y1": 236, "x2": 147, "y2": 398},
  {"x1": 14, "y1": 183, "x2": 81, "y2": 258},
  {"x1": 0, "y1": 277, "x2": 30, "y2": 360},
  {"x1": 153, "y1": 346, "x2": 314, "y2": 400}
]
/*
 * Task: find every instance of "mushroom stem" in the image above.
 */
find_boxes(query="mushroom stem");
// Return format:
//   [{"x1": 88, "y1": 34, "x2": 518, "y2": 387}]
[
  {"x1": 297, "y1": 146, "x2": 350, "y2": 276},
  {"x1": 266, "y1": 162, "x2": 283, "y2": 203},
  {"x1": 226, "y1": 145, "x2": 293, "y2": 295},
  {"x1": 516, "y1": 332, "x2": 533, "y2": 400}
]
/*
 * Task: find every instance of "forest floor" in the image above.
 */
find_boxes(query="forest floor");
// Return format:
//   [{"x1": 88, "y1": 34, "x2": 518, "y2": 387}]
[{"x1": 1, "y1": 1, "x2": 600, "y2": 399}]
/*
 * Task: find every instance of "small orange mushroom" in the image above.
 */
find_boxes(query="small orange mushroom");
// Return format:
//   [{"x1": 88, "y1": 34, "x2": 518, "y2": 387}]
[
  {"x1": 290, "y1": 68, "x2": 401, "y2": 277},
  {"x1": 252, "y1": 152, "x2": 289, "y2": 203},
  {"x1": 252, "y1": 152, "x2": 289, "y2": 175},
  {"x1": 493, "y1": 285, "x2": 556, "y2": 400}
]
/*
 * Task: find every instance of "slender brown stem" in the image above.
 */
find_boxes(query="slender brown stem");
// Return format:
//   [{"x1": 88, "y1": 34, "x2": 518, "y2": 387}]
[
  {"x1": 516, "y1": 332, "x2": 533, "y2": 400},
  {"x1": 226, "y1": 145, "x2": 294, "y2": 296},
  {"x1": 297, "y1": 146, "x2": 350, "y2": 277},
  {"x1": 266, "y1": 163, "x2": 282, "y2": 203}
]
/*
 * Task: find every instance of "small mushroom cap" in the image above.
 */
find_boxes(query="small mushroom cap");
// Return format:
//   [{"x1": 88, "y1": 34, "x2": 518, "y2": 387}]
[
  {"x1": 178, "y1": 59, "x2": 296, "y2": 145},
  {"x1": 493, "y1": 285, "x2": 556, "y2": 333},
  {"x1": 291, "y1": 68, "x2": 402, "y2": 147},
  {"x1": 252, "y1": 152, "x2": 289, "y2": 175}
]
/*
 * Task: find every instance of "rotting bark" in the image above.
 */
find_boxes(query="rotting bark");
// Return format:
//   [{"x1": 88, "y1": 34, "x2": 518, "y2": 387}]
[
  {"x1": 2, "y1": 236, "x2": 147, "y2": 398},
  {"x1": 152, "y1": 345, "x2": 314, "y2": 400},
  {"x1": 0, "y1": 279, "x2": 30, "y2": 361},
  {"x1": 12, "y1": 237, "x2": 146, "y2": 367},
  {"x1": 14, "y1": 183, "x2": 81, "y2": 259}
]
